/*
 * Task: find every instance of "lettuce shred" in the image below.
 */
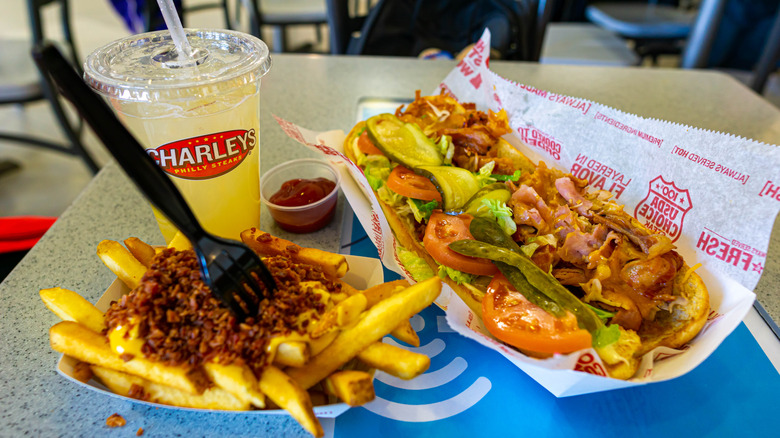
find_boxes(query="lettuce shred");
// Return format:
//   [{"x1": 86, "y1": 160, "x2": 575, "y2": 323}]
[
  {"x1": 407, "y1": 198, "x2": 438, "y2": 223},
  {"x1": 437, "y1": 265, "x2": 475, "y2": 285},
  {"x1": 587, "y1": 303, "x2": 616, "y2": 323},
  {"x1": 476, "y1": 162, "x2": 497, "y2": 187},
  {"x1": 520, "y1": 234, "x2": 557, "y2": 257},
  {"x1": 437, "y1": 135, "x2": 454, "y2": 165},
  {"x1": 397, "y1": 247, "x2": 435, "y2": 282},
  {"x1": 359, "y1": 154, "x2": 392, "y2": 192},
  {"x1": 377, "y1": 185, "x2": 406, "y2": 207},
  {"x1": 491, "y1": 170, "x2": 522, "y2": 182},
  {"x1": 481, "y1": 198, "x2": 516, "y2": 236},
  {"x1": 594, "y1": 326, "x2": 640, "y2": 366}
]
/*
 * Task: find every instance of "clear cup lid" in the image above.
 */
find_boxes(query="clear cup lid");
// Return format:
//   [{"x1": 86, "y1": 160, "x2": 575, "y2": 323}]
[{"x1": 84, "y1": 29, "x2": 271, "y2": 102}]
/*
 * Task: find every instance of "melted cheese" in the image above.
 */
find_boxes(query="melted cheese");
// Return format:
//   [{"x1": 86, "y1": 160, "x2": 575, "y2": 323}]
[
  {"x1": 108, "y1": 319, "x2": 144, "y2": 357},
  {"x1": 264, "y1": 281, "x2": 333, "y2": 362},
  {"x1": 108, "y1": 281, "x2": 335, "y2": 363}
]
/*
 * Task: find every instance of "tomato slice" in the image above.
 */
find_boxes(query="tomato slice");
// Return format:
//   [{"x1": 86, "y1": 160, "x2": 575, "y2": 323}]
[
  {"x1": 357, "y1": 130, "x2": 384, "y2": 155},
  {"x1": 482, "y1": 274, "x2": 592, "y2": 355},
  {"x1": 423, "y1": 212, "x2": 497, "y2": 276},
  {"x1": 386, "y1": 166, "x2": 442, "y2": 203}
]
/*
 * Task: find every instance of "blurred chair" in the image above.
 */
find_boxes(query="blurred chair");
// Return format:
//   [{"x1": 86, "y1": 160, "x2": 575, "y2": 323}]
[
  {"x1": 680, "y1": 0, "x2": 779, "y2": 94},
  {"x1": 750, "y1": 10, "x2": 780, "y2": 94},
  {"x1": 327, "y1": 0, "x2": 551, "y2": 61},
  {"x1": 585, "y1": 1, "x2": 699, "y2": 64},
  {"x1": 0, "y1": 0, "x2": 100, "y2": 174},
  {"x1": 254, "y1": 0, "x2": 328, "y2": 52},
  {"x1": 143, "y1": 0, "x2": 326, "y2": 52}
]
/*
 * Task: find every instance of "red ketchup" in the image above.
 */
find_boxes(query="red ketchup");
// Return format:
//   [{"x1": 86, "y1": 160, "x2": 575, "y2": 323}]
[{"x1": 268, "y1": 177, "x2": 337, "y2": 233}]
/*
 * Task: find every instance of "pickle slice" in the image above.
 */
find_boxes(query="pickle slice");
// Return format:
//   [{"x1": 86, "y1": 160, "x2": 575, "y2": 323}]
[
  {"x1": 366, "y1": 114, "x2": 443, "y2": 168},
  {"x1": 416, "y1": 165, "x2": 480, "y2": 211}
]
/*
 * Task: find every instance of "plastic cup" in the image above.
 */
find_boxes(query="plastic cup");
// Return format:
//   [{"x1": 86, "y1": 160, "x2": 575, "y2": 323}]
[
  {"x1": 83, "y1": 29, "x2": 271, "y2": 242},
  {"x1": 260, "y1": 159, "x2": 341, "y2": 233}
]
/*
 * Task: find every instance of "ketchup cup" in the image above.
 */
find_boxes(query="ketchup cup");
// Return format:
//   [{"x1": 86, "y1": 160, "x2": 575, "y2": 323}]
[{"x1": 260, "y1": 159, "x2": 341, "y2": 233}]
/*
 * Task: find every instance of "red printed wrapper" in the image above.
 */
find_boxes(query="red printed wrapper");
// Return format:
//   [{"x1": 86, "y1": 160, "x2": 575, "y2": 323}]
[{"x1": 274, "y1": 30, "x2": 779, "y2": 396}]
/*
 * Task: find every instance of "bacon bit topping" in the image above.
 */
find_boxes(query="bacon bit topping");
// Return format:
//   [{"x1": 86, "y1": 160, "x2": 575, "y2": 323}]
[
  {"x1": 255, "y1": 229, "x2": 273, "y2": 242},
  {"x1": 72, "y1": 361, "x2": 93, "y2": 383},
  {"x1": 106, "y1": 413, "x2": 126, "y2": 428},
  {"x1": 127, "y1": 384, "x2": 149, "y2": 402},
  {"x1": 104, "y1": 248, "x2": 336, "y2": 377}
]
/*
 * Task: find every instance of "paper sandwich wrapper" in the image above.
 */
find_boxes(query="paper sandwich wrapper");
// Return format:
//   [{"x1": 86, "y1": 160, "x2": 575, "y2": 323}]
[
  {"x1": 274, "y1": 30, "x2": 780, "y2": 397},
  {"x1": 57, "y1": 254, "x2": 384, "y2": 415}
]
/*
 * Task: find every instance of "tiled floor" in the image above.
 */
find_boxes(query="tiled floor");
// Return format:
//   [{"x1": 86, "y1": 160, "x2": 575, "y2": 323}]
[{"x1": 1, "y1": 1, "x2": 778, "y2": 220}]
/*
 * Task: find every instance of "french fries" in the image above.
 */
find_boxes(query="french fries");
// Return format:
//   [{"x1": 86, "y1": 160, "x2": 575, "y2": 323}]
[
  {"x1": 274, "y1": 342, "x2": 310, "y2": 368},
  {"x1": 286, "y1": 277, "x2": 441, "y2": 389},
  {"x1": 241, "y1": 228, "x2": 348, "y2": 278},
  {"x1": 259, "y1": 366, "x2": 323, "y2": 438},
  {"x1": 39, "y1": 287, "x2": 104, "y2": 333},
  {"x1": 357, "y1": 342, "x2": 430, "y2": 380},
  {"x1": 123, "y1": 237, "x2": 156, "y2": 268},
  {"x1": 390, "y1": 319, "x2": 420, "y2": 347},
  {"x1": 96, "y1": 240, "x2": 147, "y2": 289},
  {"x1": 167, "y1": 231, "x2": 192, "y2": 251},
  {"x1": 42, "y1": 234, "x2": 441, "y2": 438},
  {"x1": 361, "y1": 279, "x2": 410, "y2": 307},
  {"x1": 50, "y1": 321, "x2": 209, "y2": 394},
  {"x1": 310, "y1": 293, "x2": 367, "y2": 338},
  {"x1": 92, "y1": 366, "x2": 248, "y2": 410},
  {"x1": 203, "y1": 362, "x2": 266, "y2": 408},
  {"x1": 324, "y1": 370, "x2": 375, "y2": 406}
]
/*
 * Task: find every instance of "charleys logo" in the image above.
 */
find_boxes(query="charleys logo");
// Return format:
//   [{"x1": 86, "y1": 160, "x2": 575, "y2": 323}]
[
  {"x1": 147, "y1": 129, "x2": 256, "y2": 180},
  {"x1": 634, "y1": 176, "x2": 692, "y2": 242}
]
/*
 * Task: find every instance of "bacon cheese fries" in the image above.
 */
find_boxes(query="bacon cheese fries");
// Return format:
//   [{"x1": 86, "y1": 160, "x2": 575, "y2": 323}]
[
  {"x1": 344, "y1": 91, "x2": 709, "y2": 379},
  {"x1": 41, "y1": 231, "x2": 441, "y2": 437}
]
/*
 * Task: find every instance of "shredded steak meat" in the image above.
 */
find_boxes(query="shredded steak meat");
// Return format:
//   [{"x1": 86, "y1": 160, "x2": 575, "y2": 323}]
[{"x1": 104, "y1": 248, "x2": 337, "y2": 377}]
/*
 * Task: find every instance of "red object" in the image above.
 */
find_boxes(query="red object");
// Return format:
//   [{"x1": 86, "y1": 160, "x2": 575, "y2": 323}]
[
  {"x1": 357, "y1": 130, "x2": 384, "y2": 155},
  {"x1": 148, "y1": 129, "x2": 256, "y2": 180},
  {"x1": 0, "y1": 216, "x2": 57, "y2": 253},
  {"x1": 422, "y1": 212, "x2": 497, "y2": 276},
  {"x1": 267, "y1": 178, "x2": 338, "y2": 233},
  {"x1": 269, "y1": 177, "x2": 336, "y2": 207},
  {"x1": 386, "y1": 166, "x2": 442, "y2": 203},
  {"x1": 482, "y1": 273, "x2": 592, "y2": 355}
]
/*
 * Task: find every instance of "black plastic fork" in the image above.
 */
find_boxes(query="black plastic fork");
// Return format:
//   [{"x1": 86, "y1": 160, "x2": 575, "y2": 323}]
[{"x1": 33, "y1": 43, "x2": 275, "y2": 321}]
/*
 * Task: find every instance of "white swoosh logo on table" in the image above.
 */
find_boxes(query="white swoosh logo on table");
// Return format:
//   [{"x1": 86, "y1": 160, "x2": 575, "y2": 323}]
[
  {"x1": 363, "y1": 308, "x2": 492, "y2": 422},
  {"x1": 410, "y1": 313, "x2": 424, "y2": 331},
  {"x1": 363, "y1": 377, "x2": 492, "y2": 422},
  {"x1": 382, "y1": 337, "x2": 446, "y2": 359},
  {"x1": 375, "y1": 357, "x2": 467, "y2": 390}
]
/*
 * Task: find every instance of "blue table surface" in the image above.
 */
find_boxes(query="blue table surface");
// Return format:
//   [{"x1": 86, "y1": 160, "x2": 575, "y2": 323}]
[{"x1": 335, "y1": 211, "x2": 780, "y2": 437}]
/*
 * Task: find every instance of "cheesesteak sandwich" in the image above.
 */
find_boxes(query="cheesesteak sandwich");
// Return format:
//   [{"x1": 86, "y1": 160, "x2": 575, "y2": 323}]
[{"x1": 344, "y1": 91, "x2": 709, "y2": 379}]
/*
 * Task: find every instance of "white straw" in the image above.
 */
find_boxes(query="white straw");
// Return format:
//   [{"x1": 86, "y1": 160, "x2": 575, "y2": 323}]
[{"x1": 156, "y1": 0, "x2": 194, "y2": 64}]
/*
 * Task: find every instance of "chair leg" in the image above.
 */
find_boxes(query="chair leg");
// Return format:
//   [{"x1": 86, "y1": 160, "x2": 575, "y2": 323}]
[
  {"x1": 751, "y1": 11, "x2": 780, "y2": 94},
  {"x1": 48, "y1": 95, "x2": 100, "y2": 174},
  {"x1": 271, "y1": 26, "x2": 286, "y2": 52}
]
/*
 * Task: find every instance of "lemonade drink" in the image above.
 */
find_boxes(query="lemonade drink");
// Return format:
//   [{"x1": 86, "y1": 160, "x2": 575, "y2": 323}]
[{"x1": 84, "y1": 30, "x2": 271, "y2": 242}]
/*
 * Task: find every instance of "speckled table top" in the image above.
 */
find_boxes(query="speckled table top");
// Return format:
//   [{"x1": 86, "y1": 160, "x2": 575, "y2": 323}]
[{"x1": 1, "y1": 54, "x2": 778, "y2": 437}]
